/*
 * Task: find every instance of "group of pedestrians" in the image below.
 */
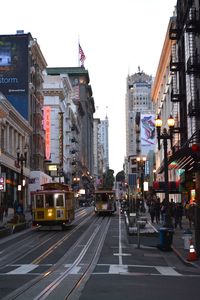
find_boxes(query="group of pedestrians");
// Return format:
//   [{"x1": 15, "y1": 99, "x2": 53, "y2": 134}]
[{"x1": 148, "y1": 197, "x2": 185, "y2": 229}]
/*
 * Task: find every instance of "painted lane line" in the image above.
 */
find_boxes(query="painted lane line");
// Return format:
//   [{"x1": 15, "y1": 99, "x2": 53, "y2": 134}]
[
  {"x1": 118, "y1": 207, "x2": 123, "y2": 265},
  {"x1": 113, "y1": 253, "x2": 131, "y2": 256}
]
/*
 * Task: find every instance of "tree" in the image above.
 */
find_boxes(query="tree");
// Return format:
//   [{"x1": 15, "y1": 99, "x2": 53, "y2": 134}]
[
  {"x1": 116, "y1": 170, "x2": 125, "y2": 182},
  {"x1": 102, "y1": 169, "x2": 115, "y2": 189}
]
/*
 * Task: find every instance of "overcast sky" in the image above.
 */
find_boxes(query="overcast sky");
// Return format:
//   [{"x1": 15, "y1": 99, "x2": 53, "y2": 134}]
[{"x1": 1, "y1": 0, "x2": 177, "y2": 174}]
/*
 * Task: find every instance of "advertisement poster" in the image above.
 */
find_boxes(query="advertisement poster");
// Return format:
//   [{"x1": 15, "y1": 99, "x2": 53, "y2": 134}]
[
  {"x1": 0, "y1": 34, "x2": 29, "y2": 119},
  {"x1": 140, "y1": 114, "x2": 155, "y2": 147}
]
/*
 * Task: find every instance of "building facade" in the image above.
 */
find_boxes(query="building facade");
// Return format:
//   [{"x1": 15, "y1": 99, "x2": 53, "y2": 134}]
[
  {"x1": 152, "y1": 0, "x2": 200, "y2": 253},
  {"x1": 0, "y1": 93, "x2": 32, "y2": 210},
  {"x1": 125, "y1": 69, "x2": 154, "y2": 157},
  {"x1": 0, "y1": 31, "x2": 48, "y2": 209},
  {"x1": 125, "y1": 69, "x2": 155, "y2": 196},
  {"x1": 46, "y1": 67, "x2": 96, "y2": 196},
  {"x1": 99, "y1": 115, "x2": 109, "y2": 170}
]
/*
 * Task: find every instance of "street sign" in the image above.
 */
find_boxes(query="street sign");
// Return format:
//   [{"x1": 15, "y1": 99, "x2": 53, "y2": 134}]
[{"x1": 128, "y1": 174, "x2": 137, "y2": 187}]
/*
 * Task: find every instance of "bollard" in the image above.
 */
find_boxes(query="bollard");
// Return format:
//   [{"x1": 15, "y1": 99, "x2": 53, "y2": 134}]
[
  {"x1": 129, "y1": 212, "x2": 136, "y2": 226},
  {"x1": 137, "y1": 221, "x2": 141, "y2": 248},
  {"x1": 183, "y1": 229, "x2": 192, "y2": 250},
  {"x1": 136, "y1": 220, "x2": 146, "y2": 248}
]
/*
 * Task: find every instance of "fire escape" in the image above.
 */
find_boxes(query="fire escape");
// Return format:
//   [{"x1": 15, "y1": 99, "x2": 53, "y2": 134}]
[
  {"x1": 186, "y1": 7, "x2": 200, "y2": 117},
  {"x1": 169, "y1": 18, "x2": 184, "y2": 152}
]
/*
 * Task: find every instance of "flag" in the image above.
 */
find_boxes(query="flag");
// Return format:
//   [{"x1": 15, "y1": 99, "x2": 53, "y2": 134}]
[{"x1": 79, "y1": 43, "x2": 86, "y2": 66}]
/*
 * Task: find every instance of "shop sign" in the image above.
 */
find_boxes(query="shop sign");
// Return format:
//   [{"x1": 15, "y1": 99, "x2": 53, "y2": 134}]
[{"x1": 0, "y1": 173, "x2": 6, "y2": 192}]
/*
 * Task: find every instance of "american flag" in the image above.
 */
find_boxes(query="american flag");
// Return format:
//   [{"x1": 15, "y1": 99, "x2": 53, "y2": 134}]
[{"x1": 79, "y1": 43, "x2": 86, "y2": 66}]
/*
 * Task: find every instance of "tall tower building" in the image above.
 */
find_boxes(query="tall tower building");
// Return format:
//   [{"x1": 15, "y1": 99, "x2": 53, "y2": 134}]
[{"x1": 125, "y1": 68, "x2": 155, "y2": 158}]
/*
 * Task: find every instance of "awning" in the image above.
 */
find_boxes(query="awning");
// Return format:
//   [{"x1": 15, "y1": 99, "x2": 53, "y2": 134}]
[{"x1": 168, "y1": 146, "x2": 200, "y2": 172}]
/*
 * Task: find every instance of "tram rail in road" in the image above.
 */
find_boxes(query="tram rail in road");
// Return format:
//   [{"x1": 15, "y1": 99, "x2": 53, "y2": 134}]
[{"x1": 1, "y1": 213, "x2": 111, "y2": 300}]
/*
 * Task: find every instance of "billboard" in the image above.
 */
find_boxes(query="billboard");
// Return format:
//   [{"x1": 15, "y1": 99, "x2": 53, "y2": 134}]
[
  {"x1": 43, "y1": 106, "x2": 51, "y2": 160},
  {"x1": 0, "y1": 34, "x2": 29, "y2": 119},
  {"x1": 140, "y1": 114, "x2": 155, "y2": 147}
]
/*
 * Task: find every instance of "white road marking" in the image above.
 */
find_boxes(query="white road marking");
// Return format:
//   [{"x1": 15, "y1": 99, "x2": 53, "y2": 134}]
[
  {"x1": 118, "y1": 208, "x2": 123, "y2": 265},
  {"x1": 7, "y1": 264, "x2": 38, "y2": 274},
  {"x1": 155, "y1": 266, "x2": 182, "y2": 276},
  {"x1": 113, "y1": 253, "x2": 131, "y2": 256},
  {"x1": 109, "y1": 264, "x2": 128, "y2": 274},
  {"x1": 1, "y1": 263, "x2": 196, "y2": 277},
  {"x1": 64, "y1": 265, "x2": 81, "y2": 274}
]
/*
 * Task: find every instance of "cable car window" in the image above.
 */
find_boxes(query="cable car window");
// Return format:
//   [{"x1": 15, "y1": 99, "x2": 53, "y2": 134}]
[
  {"x1": 36, "y1": 195, "x2": 44, "y2": 208},
  {"x1": 96, "y1": 194, "x2": 109, "y2": 202},
  {"x1": 45, "y1": 194, "x2": 54, "y2": 208},
  {"x1": 55, "y1": 194, "x2": 64, "y2": 207}
]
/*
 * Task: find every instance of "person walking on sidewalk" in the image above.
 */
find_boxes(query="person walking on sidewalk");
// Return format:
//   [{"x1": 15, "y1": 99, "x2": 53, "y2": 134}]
[
  {"x1": 187, "y1": 202, "x2": 195, "y2": 228},
  {"x1": 0, "y1": 203, "x2": 4, "y2": 223},
  {"x1": 160, "y1": 198, "x2": 167, "y2": 224},
  {"x1": 155, "y1": 197, "x2": 161, "y2": 224},
  {"x1": 149, "y1": 201, "x2": 156, "y2": 223},
  {"x1": 174, "y1": 202, "x2": 183, "y2": 229}
]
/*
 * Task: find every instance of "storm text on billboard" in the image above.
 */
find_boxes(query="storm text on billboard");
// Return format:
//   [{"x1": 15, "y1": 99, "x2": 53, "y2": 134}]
[{"x1": 0, "y1": 34, "x2": 29, "y2": 119}]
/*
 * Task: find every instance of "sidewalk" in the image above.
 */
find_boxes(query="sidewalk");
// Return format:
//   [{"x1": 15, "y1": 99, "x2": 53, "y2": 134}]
[
  {"x1": 0, "y1": 208, "x2": 32, "y2": 232},
  {"x1": 125, "y1": 207, "x2": 200, "y2": 269},
  {"x1": 170, "y1": 216, "x2": 200, "y2": 268},
  {"x1": 148, "y1": 213, "x2": 200, "y2": 269}
]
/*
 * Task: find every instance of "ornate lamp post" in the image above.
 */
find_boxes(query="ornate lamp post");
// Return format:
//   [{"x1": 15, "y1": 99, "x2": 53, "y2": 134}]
[
  {"x1": 17, "y1": 146, "x2": 27, "y2": 213},
  {"x1": 155, "y1": 115, "x2": 175, "y2": 227}
]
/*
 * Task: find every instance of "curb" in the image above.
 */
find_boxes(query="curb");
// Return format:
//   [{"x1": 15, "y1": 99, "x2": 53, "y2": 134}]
[
  {"x1": 172, "y1": 245, "x2": 200, "y2": 269},
  {"x1": 0, "y1": 220, "x2": 32, "y2": 238}
]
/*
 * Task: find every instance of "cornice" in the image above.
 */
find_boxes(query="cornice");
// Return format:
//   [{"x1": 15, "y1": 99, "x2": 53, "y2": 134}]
[{"x1": 151, "y1": 18, "x2": 175, "y2": 103}]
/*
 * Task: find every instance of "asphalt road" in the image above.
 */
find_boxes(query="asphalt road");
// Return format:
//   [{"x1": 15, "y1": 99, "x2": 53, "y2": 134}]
[{"x1": 0, "y1": 208, "x2": 200, "y2": 300}]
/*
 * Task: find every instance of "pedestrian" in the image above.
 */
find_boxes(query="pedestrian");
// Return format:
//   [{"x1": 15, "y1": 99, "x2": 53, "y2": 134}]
[
  {"x1": 0, "y1": 203, "x2": 4, "y2": 222},
  {"x1": 4, "y1": 203, "x2": 8, "y2": 217},
  {"x1": 155, "y1": 198, "x2": 161, "y2": 224},
  {"x1": 187, "y1": 203, "x2": 195, "y2": 228},
  {"x1": 160, "y1": 199, "x2": 167, "y2": 223},
  {"x1": 169, "y1": 199, "x2": 175, "y2": 221},
  {"x1": 184, "y1": 200, "x2": 190, "y2": 219},
  {"x1": 174, "y1": 202, "x2": 183, "y2": 229},
  {"x1": 149, "y1": 201, "x2": 156, "y2": 223}
]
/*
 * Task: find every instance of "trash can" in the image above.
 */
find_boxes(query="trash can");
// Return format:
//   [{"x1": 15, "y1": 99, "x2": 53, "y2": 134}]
[
  {"x1": 183, "y1": 229, "x2": 192, "y2": 250},
  {"x1": 158, "y1": 227, "x2": 174, "y2": 251}
]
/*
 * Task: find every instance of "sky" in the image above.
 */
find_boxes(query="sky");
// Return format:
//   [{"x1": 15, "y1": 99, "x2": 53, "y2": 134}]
[{"x1": 1, "y1": 0, "x2": 177, "y2": 174}]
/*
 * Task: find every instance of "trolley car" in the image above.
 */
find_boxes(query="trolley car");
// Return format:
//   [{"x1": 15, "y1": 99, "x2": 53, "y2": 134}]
[
  {"x1": 94, "y1": 189, "x2": 116, "y2": 214},
  {"x1": 32, "y1": 182, "x2": 75, "y2": 229}
]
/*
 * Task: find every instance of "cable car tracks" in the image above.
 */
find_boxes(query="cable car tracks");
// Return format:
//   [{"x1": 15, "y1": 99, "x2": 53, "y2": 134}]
[{"x1": 1, "y1": 214, "x2": 111, "y2": 300}]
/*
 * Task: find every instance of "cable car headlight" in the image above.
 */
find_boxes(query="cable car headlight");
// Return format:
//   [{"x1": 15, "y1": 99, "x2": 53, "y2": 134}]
[{"x1": 47, "y1": 209, "x2": 53, "y2": 217}]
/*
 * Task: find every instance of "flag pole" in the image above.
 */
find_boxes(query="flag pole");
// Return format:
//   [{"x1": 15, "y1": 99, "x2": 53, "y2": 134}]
[{"x1": 78, "y1": 36, "x2": 80, "y2": 67}]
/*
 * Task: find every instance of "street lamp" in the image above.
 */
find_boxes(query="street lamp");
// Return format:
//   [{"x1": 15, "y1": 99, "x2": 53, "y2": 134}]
[
  {"x1": 155, "y1": 115, "x2": 175, "y2": 227},
  {"x1": 17, "y1": 146, "x2": 27, "y2": 213}
]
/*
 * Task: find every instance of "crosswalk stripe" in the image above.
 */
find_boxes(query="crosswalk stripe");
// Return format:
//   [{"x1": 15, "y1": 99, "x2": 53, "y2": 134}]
[
  {"x1": 109, "y1": 265, "x2": 128, "y2": 274},
  {"x1": 155, "y1": 266, "x2": 182, "y2": 276},
  {"x1": 7, "y1": 264, "x2": 38, "y2": 275},
  {"x1": 1, "y1": 263, "x2": 196, "y2": 277}
]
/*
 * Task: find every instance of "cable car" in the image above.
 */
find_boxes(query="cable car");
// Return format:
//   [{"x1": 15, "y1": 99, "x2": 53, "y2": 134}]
[
  {"x1": 94, "y1": 189, "x2": 116, "y2": 214},
  {"x1": 32, "y1": 182, "x2": 75, "y2": 229}
]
